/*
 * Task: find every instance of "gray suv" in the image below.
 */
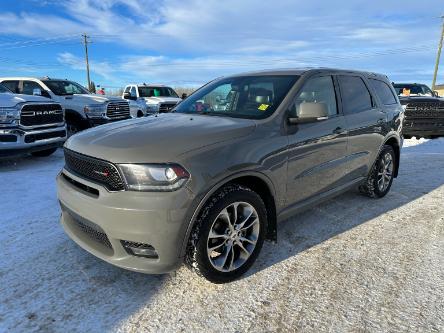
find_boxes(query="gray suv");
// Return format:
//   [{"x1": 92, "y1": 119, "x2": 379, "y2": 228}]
[{"x1": 57, "y1": 68, "x2": 403, "y2": 283}]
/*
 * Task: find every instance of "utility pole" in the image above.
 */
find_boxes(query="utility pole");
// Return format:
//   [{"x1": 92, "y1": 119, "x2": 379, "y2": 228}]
[
  {"x1": 432, "y1": 16, "x2": 444, "y2": 90},
  {"x1": 82, "y1": 33, "x2": 92, "y2": 92}
]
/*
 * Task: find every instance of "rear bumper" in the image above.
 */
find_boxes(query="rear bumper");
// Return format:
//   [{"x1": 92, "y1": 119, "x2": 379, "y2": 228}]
[
  {"x1": 0, "y1": 125, "x2": 66, "y2": 157},
  {"x1": 57, "y1": 169, "x2": 195, "y2": 274}
]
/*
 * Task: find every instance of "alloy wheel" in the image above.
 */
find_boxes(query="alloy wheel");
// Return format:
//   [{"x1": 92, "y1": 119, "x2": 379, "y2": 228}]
[{"x1": 207, "y1": 202, "x2": 260, "y2": 272}]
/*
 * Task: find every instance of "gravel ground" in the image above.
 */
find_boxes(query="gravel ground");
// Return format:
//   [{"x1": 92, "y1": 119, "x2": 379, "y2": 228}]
[{"x1": 0, "y1": 138, "x2": 443, "y2": 333}]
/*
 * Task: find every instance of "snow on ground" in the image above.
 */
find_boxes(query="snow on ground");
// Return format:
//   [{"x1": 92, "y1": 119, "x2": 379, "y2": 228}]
[{"x1": 0, "y1": 139, "x2": 443, "y2": 332}]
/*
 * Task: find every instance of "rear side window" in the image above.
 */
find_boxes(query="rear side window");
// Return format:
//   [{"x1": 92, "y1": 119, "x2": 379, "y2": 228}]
[
  {"x1": 338, "y1": 76, "x2": 373, "y2": 114},
  {"x1": 1, "y1": 80, "x2": 19, "y2": 94},
  {"x1": 369, "y1": 79, "x2": 397, "y2": 105},
  {"x1": 293, "y1": 76, "x2": 338, "y2": 116}
]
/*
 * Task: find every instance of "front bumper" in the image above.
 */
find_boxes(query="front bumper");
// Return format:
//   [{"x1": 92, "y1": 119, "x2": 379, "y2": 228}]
[
  {"x1": 0, "y1": 125, "x2": 66, "y2": 157},
  {"x1": 57, "y1": 169, "x2": 195, "y2": 274},
  {"x1": 402, "y1": 119, "x2": 444, "y2": 137}
]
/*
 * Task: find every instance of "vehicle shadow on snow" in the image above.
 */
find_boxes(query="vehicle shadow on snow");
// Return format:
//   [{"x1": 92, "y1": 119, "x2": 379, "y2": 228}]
[{"x1": 244, "y1": 139, "x2": 444, "y2": 279}]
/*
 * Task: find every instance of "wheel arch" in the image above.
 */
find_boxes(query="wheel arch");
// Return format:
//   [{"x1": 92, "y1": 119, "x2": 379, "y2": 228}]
[
  {"x1": 383, "y1": 135, "x2": 401, "y2": 177},
  {"x1": 180, "y1": 171, "x2": 278, "y2": 258}
]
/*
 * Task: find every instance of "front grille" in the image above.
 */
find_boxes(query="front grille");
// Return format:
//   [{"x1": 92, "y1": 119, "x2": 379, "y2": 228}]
[
  {"x1": 20, "y1": 103, "x2": 64, "y2": 127},
  {"x1": 404, "y1": 102, "x2": 444, "y2": 118},
  {"x1": 158, "y1": 103, "x2": 177, "y2": 113},
  {"x1": 24, "y1": 130, "x2": 66, "y2": 143},
  {"x1": 64, "y1": 148, "x2": 125, "y2": 191},
  {"x1": 106, "y1": 101, "x2": 130, "y2": 120},
  {"x1": 72, "y1": 213, "x2": 112, "y2": 248}
]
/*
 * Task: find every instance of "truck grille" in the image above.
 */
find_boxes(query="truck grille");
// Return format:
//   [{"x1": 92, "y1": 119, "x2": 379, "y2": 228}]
[
  {"x1": 158, "y1": 103, "x2": 177, "y2": 113},
  {"x1": 404, "y1": 102, "x2": 444, "y2": 118},
  {"x1": 20, "y1": 103, "x2": 64, "y2": 127},
  {"x1": 63, "y1": 148, "x2": 125, "y2": 191},
  {"x1": 106, "y1": 101, "x2": 130, "y2": 120}
]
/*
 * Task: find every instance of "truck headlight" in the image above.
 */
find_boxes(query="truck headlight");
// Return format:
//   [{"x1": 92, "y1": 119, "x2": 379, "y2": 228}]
[
  {"x1": 118, "y1": 164, "x2": 190, "y2": 191},
  {"x1": 84, "y1": 104, "x2": 106, "y2": 118},
  {"x1": 0, "y1": 106, "x2": 19, "y2": 123}
]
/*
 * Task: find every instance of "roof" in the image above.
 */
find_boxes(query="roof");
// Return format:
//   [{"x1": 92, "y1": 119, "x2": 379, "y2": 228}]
[{"x1": 226, "y1": 67, "x2": 389, "y2": 79}]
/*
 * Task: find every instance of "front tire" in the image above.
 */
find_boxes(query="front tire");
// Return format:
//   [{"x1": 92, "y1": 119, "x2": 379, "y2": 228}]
[
  {"x1": 31, "y1": 148, "x2": 57, "y2": 157},
  {"x1": 359, "y1": 145, "x2": 395, "y2": 198},
  {"x1": 186, "y1": 185, "x2": 267, "y2": 283}
]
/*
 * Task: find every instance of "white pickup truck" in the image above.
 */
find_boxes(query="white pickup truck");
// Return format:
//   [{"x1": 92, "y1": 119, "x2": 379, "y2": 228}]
[
  {"x1": 122, "y1": 84, "x2": 182, "y2": 115},
  {"x1": 0, "y1": 83, "x2": 66, "y2": 157},
  {"x1": 0, "y1": 77, "x2": 130, "y2": 135}
]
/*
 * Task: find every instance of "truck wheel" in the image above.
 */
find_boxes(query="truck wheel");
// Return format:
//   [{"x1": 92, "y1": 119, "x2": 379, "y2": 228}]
[
  {"x1": 359, "y1": 145, "x2": 395, "y2": 198},
  {"x1": 31, "y1": 148, "x2": 57, "y2": 157},
  {"x1": 186, "y1": 185, "x2": 267, "y2": 283}
]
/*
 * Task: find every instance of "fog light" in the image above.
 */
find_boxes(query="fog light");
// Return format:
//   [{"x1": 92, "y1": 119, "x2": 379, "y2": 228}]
[{"x1": 121, "y1": 241, "x2": 158, "y2": 259}]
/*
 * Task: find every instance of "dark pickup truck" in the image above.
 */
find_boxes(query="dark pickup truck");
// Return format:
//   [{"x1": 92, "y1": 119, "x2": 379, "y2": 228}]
[{"x1": 393, "y1": 83, "x2": 444, "y2": 139}]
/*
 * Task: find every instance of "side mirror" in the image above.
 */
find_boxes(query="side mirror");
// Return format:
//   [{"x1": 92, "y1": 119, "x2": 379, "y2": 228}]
[
  {"x1": 123, "y1": 92, "x2": 137, "y2": 100},
  {"x1": 433, "y1": 90, "x2": 440, "y2": 97},
  {"x1": 288, "y1": 102, "x2": 329, "y2": 124},
  {"x1": 33, "y1": 88, "x2": 42, "y2": 96},
  {"x1": 181, "y1": 93, "x2": 188, "y2": 99}
]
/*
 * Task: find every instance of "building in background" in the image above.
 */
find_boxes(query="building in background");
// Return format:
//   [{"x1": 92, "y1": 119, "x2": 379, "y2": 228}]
[{"x1": 435, "y1": 84, "x2": 444, "y2": 96}]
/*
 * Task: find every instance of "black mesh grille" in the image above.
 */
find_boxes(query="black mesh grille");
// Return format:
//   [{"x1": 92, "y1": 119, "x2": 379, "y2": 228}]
[
  {"x1": 20, "y1": 103, "x2": 64, "y2": 126},
  {"x1": 64, "y1": 148, "x2": 125, "y2": 191},
  {"x1": 405, "y1": 102, "x2": 444, "y2": 118},
  {"x1": 74, "y1": 216, "x2": 111, "y2": 248}
]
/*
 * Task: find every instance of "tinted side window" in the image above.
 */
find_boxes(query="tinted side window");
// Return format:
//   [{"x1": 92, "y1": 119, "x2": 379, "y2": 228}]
[
  {"x1": 338, "y1": 76, "x2": 373, "y2": 114},
  {"x1": 293, "y1": 76, "x2": 338, "y2": 117},
  {"x1": 22, "y1": 81, "x2": 43, "y2": 95},
  {"x1": 1, "y1": 80, "x2": 19, "y2": 94},
  {"x1": 369, "y1": 79, "x2": 397, "y2": 105}
]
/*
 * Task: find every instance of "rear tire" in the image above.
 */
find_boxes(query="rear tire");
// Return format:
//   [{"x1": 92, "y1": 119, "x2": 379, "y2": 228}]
[
  {"x1": 359, "y1": 145, "x2": 395, "y2": 198},
  {"x1": 186, "y1": 185, "x2": 267, "y2": 283},
  {"x1": 31, "y1": 148, "x2": 57, "y2": 157}
]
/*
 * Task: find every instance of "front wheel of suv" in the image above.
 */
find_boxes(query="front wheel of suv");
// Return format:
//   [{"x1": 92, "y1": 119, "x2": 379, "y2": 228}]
[
  {"x1": 186, "y1": 185, "x2": 267, "y2": 283},
  {"x1": 359, "y1": 145, "x2": 395, "y2": 198}
]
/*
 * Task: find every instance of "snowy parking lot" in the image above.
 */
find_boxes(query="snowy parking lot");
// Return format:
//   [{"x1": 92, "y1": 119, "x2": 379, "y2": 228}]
[{"x1": 0, "y1": 138, "x2": 443, "y2": 332}]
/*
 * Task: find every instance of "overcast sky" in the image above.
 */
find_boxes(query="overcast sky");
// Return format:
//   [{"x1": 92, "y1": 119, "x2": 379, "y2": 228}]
[{"x1": 0, "y1": 0, "x2": 443, "y2": 88}]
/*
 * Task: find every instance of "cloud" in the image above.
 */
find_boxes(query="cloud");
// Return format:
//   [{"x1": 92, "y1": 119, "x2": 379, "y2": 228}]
[{"x1": 1, "y1": 0, "x2": 443, "y2": 85}]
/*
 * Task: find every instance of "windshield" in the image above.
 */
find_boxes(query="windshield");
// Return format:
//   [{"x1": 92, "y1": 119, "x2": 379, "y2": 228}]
[
  {"x1": 138, "y1": 86, "x2": 179, "y2": 98},
  {"x1": 393, "y1": 84, "x2": 433, "y2": 97},
  {"x1": 0, "y1": 84, "x2": 11, "y2": 94},
  {"x1": 174, "y1": 75, "x2": 299, "y2": 119},
  {"x1": 42, "y1": 80, "x2": 89, "y2": 96}
]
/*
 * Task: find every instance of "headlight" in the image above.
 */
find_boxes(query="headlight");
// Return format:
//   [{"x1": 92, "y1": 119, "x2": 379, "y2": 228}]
[
  {"x1": 0, "y1": 106, "x2": 19, "y2": 123},
  {"x1": 401, "y1": 104, "x2": 407, "y2": 111},
  {"x1": 118, "y1": 164, "x2": 190, "y2": 191},
  {"x1": 84, "y1": 104, "x2": 106, "y2": 118}
]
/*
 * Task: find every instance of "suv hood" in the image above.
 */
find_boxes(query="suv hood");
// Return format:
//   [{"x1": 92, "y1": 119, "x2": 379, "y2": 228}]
[
  {"x1": 65, "y1": 113, "x2": 256, "y2": 163},
  {"x1": 142, "y1": 96, "x2": 182, "y2": 104},
  {"x1": 66, "y1": 94, "x2": 124, "y2": 105},
  {"x1": 0, "y1": 92, "x2": 56, "y2": 107}
]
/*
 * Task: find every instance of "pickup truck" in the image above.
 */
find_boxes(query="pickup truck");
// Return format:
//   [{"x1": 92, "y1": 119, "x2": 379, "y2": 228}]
[
  {"x1": 393, "y1": 83, "x2": 444, "y2": 139},
  {"x1": 0, "y1": 77, "x2": 130, "y2": 135},
  {"x1": 0, "y1": 83, "x2": 66, "y2": 157},
  {"x1": 122, "y1": 84, "x2": 182, "y2": 115}
]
